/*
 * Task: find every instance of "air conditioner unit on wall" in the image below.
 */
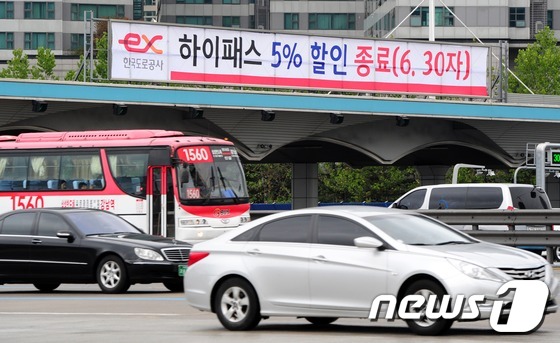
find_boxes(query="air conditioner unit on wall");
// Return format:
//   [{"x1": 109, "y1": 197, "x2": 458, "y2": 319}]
[{"x1": 535, "y1": 21, "x2": 544, "y2": 32}]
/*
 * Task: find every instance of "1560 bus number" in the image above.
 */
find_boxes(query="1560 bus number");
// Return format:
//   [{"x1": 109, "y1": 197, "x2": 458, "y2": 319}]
[
  {"x1": 11, "y1": 195, "x2": 44, "y2": 209},
  {"x1": 178, "y1": 147, "x2": 213, "y2": 163}
]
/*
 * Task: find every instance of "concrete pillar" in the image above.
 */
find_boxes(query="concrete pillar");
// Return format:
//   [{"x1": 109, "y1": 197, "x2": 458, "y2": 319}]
[
  {"x1": 292, "y1": 163, "x2": 318, "y2": 209},
  {"x1": 415, "y1": 165, "x2": 450, "y2": 186}
]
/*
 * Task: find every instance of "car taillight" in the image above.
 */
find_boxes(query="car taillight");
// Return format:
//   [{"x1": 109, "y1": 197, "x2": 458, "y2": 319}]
[
  {"x1": 188, "y1": 252, "x2": 210, "y2": 267},
  {"x1": 506, "y1": 206, "x2": 515, "y2": 211}
]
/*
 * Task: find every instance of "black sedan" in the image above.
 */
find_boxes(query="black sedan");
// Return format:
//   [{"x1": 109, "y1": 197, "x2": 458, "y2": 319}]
[{"x1": 0, "y1": 208, "x2": 191, "y2": 293}]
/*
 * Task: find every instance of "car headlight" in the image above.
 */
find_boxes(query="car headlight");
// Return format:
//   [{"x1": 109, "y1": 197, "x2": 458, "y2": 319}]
[
  {"x1": 134, "y1": 248, "x2": 164, "y2": 261},
  {"x1": 447, "y1": 259, "x2": 507, "y2": 282}
]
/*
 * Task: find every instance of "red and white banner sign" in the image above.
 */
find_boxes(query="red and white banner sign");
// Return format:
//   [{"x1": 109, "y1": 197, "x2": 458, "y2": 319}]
[{"x1": 110, "y1": 21, "x2": 489, "y2": 97}]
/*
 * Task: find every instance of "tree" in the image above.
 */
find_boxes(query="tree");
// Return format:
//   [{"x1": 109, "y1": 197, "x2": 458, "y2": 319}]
[
  {"x1": 0, "y1": 47, "x2": 58, "y2": 80},
  {"x1": 318, "y1": 163, "x2": 419, "y2": 203},
  {"x1": 244, "y1": 163, "x2": 292, "y2": 203},
  {"x1": 65, "y1": 32, "x2": 108, "y2": 82},
  {"x1": 509, "y1": 27, "x2": 560, "y2": 95},
  {"x1": 31, "y1": 47, "x2": 58, "y2": 80},
  {"x1": 0, "y1": 49, "x2": 31, "y2": 79}
]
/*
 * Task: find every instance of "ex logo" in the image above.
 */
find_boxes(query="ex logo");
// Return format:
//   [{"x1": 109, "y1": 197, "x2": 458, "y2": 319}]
[{"x1": 118, "y1": 33, "x2": 163, "y2": 54}]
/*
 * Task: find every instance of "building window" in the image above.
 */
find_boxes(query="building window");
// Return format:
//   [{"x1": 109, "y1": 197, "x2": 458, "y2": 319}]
[
  {"x1": 410, "y1": 7, "x2": 454, "y2": 27},
  {"x1": 249, "y1": 15, "x2": 255, "y2": 29},
  {"x1": 24, "y1": 32, "x2": 55, "y2": 49},
  {"x1": 509, "y1": 7, "x2": 526, "y2": 28},
  {"x1": 176, "y1": 0, "x2": 212, "y2": 3},
  {"x1": 222, "y1": 0, "x2": 240, "y2": 3},
  {"x1": 176, "y1": 16, "x2": 213, "y2": 25},
  {"x1": 308, "y1": 13, "x2": 356, "y2": 30},
  {"x1": 0, "y1": 2, "x2": 14, "y2": 19},
  {"x1": 70, "y1": 33, "x2": 84, "y2": 51},
  {"x1": 24, "y1": 2, "x2": 55, "y2": 19},
  {"x1": 133, "y1": 0, "x2": 142, "y2": 20},
  {"x1": 222, "y1": 16, "x2": 240, "y2": 28},
  {"x1": 548, "y1": 10, "x2": 553, "y2": 29},
  {"x1": 0, "y1": 32, "x2": 14, "y2": 49},
  {"x1": 71, "y1": 4, "x2": 125, "y2": 21},
  {"x1": 284, "y1": 13, "x2": 299, "y2": 29}
]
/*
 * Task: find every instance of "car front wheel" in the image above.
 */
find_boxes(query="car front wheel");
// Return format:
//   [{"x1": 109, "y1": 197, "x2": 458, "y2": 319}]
[
  {"x1": 214, "y1": 278, "x2": 261, "y2": 330},
  {"x1": 97, "y1": 255, "x2": 130, "y2": 293},
  {"x1": 555, "y1": 246, "x2": 560, "y2": 262},
  {"x1": 402, "y1": 280, "x2": 454, "y2": 335}
]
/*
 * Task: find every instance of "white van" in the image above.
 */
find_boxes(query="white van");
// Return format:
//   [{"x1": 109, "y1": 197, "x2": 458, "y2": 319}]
[
  {"x1": 391, "y1": 183, "x2": 551, "y2": 211},
  {"x1": 390, "y1": 183, "x2": 555, "y2": 258}
]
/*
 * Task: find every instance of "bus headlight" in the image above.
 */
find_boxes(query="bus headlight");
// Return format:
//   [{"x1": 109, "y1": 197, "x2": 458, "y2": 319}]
[
  {"x1": 134, "y1": 248, "x2": 164, "y2": 261},
  {"x1": 240, "y1": 216, "x2": 251, "y2": 223}
]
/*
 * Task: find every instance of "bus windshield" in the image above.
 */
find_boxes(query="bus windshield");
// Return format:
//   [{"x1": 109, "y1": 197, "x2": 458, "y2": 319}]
[{"x1": 176, "y1": 146, "x2": 248, "y2": 204}]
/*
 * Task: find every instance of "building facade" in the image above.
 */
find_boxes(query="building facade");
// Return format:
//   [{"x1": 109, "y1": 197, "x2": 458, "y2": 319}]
[
  {"x1": 365, "y1": 0, "x2": 557, "y2": 44},
  {"x1": 2, "y1": 0, "x2": 560, "y2": 75}
]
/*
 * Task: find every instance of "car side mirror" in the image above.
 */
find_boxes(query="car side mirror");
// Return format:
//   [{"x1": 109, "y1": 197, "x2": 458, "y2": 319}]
[
  {"x1": 354, "y1": 236, "x2": 384, "y2": 249},
  {"x1": 394, "y1": 203, "x2": 408, "y2": 209},
  {"x1": 57, "y1": 231, "x2": 75, "y2": 243}
]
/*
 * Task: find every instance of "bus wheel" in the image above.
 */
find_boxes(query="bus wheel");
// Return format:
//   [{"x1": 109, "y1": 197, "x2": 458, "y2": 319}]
[
  {"x1": 97, "y1": 255, "x2": 130, "y2": 293},
  {"x1": 33, "y1": 283, "x2": 60, "y2": 292}
]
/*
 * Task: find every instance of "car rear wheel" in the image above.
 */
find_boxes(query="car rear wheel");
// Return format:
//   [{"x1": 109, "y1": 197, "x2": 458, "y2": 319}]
[
  {"x1": 214, "y1": 278, "x2": 261, "y2": 330},
  {"x1": 97, "y1": 255, "x2": 130, "y2": 293},
  {"x1": 402, "y1": 280, "x2": 454, "y2": 335},
  {"x1": 305, "y1": 317, "x2": 338, "y2": 326},
  {"x1": 163, "y1": 280, "x2": 184, "y2": 292},
  {"x1": 33, "y1": 283, "x2": 60, "y2": 292},
  {"x1": 555, "y1": 246, "x2": 560, "y2": 262}
]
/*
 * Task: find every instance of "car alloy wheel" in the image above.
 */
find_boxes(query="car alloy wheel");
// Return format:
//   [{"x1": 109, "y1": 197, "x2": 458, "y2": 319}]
[
  {"x1": 96, "y1": 255, "x2": 130, "y2": 293},
  {"x1": 403, "y1": 280, "x2": 454, "y2": 335},
  {"x1": 214, "y1": 278, "x2": 261, "y2": 330}
]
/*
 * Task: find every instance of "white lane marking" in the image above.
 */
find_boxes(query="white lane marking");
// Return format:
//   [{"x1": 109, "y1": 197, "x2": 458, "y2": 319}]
[{"x1": 0, "y1": 312, "x2": 181, "y2": 316}]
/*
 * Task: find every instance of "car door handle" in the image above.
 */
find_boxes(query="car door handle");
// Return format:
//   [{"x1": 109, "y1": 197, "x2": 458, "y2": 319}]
[
  {"x1": 312, "y1": 255, "x2": 327, "y2": 262},
  {"x1": 247, "y1": 249, "x2": 261, "y2": 255},
  {"x1": 31, "y1": 239, "x2": 42, "y2": 244}
]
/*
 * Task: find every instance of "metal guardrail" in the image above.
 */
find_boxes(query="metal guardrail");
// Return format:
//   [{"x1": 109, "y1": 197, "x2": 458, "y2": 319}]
[
  {"x1": 250, "y1": 208, "x2": 560, "y2": 263},
  {"x1": 416, "y1": 209, "x2": 560, "y2": 263}
]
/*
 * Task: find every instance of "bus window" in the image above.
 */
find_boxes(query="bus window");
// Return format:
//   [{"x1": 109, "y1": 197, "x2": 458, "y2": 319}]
[
  {"x1": 60, "y1": 153, "x2": 102, "y2": 190},
  {"x1": 106, "y1": 151, "x2": 148, "y2": 196},
  {"x1": 0, "y1": 156, "x2": 28, "y2": 183},
  {"x1": 27, "y1": 155, "x2": 60, "y2": 190}
]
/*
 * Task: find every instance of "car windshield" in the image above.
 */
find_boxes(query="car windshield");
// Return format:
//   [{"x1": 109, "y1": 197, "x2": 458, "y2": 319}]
[
  {"x1": 64, "y1": 211, "x2": 142, "y2": 236},
  {"x1": 176, "y1": 161, "x2": 249, "y2": 204},
  {"x1": 364, "y1": 214, "x2": 475, "y2": 246}
]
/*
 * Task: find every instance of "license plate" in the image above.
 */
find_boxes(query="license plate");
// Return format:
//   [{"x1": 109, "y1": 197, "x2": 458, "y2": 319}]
[
  {"x1": 527, "y1": 225, "x2": 546, "y2": 231},
  {"x1": 178, "y1": 265, "x2": 187, "y2": 277}
]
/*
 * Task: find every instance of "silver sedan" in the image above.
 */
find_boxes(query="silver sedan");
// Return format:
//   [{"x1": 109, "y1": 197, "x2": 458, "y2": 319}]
[{"x1": 184, "y1": 206, "x2": 559, "y2": 335}]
